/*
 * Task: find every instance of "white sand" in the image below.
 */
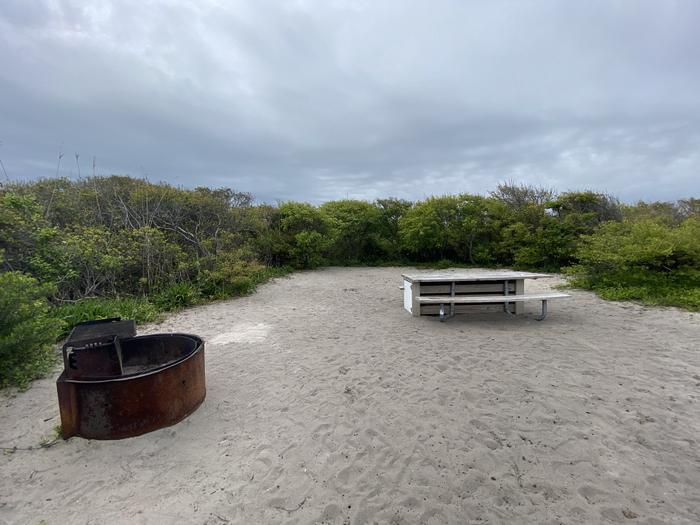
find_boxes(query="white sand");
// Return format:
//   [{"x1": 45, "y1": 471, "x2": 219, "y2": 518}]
[{"x1": 1, "y1": 267, "x2": 700, "y2": 524}]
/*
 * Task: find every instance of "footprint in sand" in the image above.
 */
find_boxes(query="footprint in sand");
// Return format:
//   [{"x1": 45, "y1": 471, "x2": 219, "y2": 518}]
[{"x1": 209, "y1": 322, "x2": 270, "y2": 345}]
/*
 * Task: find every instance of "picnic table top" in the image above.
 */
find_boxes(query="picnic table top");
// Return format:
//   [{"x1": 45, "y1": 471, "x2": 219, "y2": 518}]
[{"x1": 401, "y1": 270, "x2": 552, "y2": 283}]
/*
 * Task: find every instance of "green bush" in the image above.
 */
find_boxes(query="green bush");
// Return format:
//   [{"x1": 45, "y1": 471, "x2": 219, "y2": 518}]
[
  {"x1": 54, "y1": 297, "x2": 160, "y2": 336},
  {"x1": 566, "y1": 217, "x2": 700, "y2": 310},
  {"x1": 152, "y1": 282, "x2": 202, "y2": 310},
  {"x1": 320, "y1": 200, "x2": 385, "y2": 263},
  {"x1": 292, "y1": 231, "x2": 328, "y2": 268},
  {"x1": 198, "y1": 253, "x2": 270, "y2": 299},
  {"x1": 509, "y1": 218, "x2": 579, "y2": 271},
  {"x1": 566, "y1": 267, "x2": 700, "y2": 311},
  {"x1": 399, "y1": 195, "x2": 505, "y2": 264},
  {"x1": 0, "y1": 272, "x2": 63, "y2": 389},
  {"x1": 279, "y1": 202, "x2": 330, "y2": 268},
  {"x1": 375, "y1": 198, "x2": 412, "y2": 260}
]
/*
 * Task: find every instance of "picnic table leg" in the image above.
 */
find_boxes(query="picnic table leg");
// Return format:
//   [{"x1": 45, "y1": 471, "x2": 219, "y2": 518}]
[
  {"x1": 514, "y1": 279, "x2": 525, "y2": 314},
  {"x1": 504, "y1": 280, "x2": 514, "y2": 316},
  {"x1": 449, "y1": 281, "x2": 455, "y2": 318},
  {"x1": 411, "y1": 281, "x2": 421, "y2": 317},
  {"x1": 535, "y1": 300, "x2": 548, "y2": 321}
]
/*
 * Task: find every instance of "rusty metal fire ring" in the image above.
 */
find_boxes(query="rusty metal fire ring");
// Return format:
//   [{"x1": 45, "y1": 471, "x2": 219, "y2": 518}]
[{"x1": 57, "y1": 333, "x2": 206, "y2": 440}]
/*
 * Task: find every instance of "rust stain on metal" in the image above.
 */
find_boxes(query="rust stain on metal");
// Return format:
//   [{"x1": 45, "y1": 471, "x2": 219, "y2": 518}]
[{"x1": 57, "y1": 329, "x2": 206, "y2": 440}]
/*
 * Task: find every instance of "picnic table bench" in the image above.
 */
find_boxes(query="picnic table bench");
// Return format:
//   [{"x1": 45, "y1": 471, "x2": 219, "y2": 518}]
[{"x1": 402, "y1": 271, "x2": 570, "y2": 321}]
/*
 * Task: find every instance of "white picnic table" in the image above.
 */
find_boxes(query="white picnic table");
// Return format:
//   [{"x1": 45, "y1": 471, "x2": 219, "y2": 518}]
[{"x1": 401, "y1": 270, "x2": 569, "y2": 321}]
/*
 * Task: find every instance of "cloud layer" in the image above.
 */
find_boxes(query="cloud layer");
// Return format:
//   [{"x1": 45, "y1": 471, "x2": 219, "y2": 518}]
[{"x1": 1, "y1": 0, "x2": 699, "y2": 202}]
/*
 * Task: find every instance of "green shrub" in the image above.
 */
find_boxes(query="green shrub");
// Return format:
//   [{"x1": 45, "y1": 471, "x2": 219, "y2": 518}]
[
  {"x1": 566, "y1": 267, "x2": 700, "y2": 311},
  {"x1": 374, "y1": 198, "x2": 412, "y2": 260},
  {"x1": 574, "y1": 218, "x2": 700, "y2": 273},
  {"x1": 194, "y1": 250, "x2": 262, "y2": 299},
  {"x1": 510, "y1": 219, "x2": 580, "y2": 271},
  {"x1": 0, "y1": 272, "x2": 63, "y2": 389},
  {"x1": 399, "y1": 195, "x2": 505, "y2": 264},
  {"x1": 434, "y1": 258, "x2": 453, "y2": 269},
  {"x1": 320, "y1": 200, "x2": 385, "y2": 263},
  {"x1": 291, "y1": 231, "x2": 327, "y2": 268},
  {"x1": 277, "y1": 202, "x2": 330, "y2": 268},
  {"x1": 566, "y1": 217, "x2": 700, "y2": 310},
  {"x1": 152, "y1": 282, "x2": 202, "y2": 310},
  {"x1": 54, "y1": 297, "x2": 160, "y2": 336}
]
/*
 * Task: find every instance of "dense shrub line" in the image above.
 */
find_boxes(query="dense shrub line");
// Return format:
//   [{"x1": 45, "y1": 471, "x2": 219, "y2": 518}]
[
  {"x1": 566, "y1": 217, "x2": 700, "y2": 310},
  {"x1": 0, "y1": 176, "x2": 698, "y2": 388}
]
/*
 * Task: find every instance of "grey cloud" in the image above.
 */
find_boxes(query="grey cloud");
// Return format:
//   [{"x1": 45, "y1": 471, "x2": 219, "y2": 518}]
[{"x1": 1, "y1": 0, "x2": 699, "y2": 203}]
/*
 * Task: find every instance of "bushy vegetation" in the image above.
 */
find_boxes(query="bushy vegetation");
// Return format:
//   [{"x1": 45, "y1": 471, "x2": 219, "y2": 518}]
[
  {"x1": 0, "y1": 272, "x2": 63, "y2": 388},
  {"x1": 53, "y1": 297, "x2": 161, "y2": 337},
  {"x1": 0, "y1": 176, "x2": 697, "y2": 388},
  {"x1": 566, "y1": 216, "x2": 700, "y2": 310}
]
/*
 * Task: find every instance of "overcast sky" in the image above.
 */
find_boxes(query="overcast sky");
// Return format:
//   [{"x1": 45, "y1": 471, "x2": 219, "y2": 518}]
[{"x1": 1, "y1": 0, "x2": 698, "y2": 203}]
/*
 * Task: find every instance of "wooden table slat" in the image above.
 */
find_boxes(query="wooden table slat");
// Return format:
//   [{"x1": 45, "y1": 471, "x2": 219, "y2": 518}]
[
  {"x1": 402, "y1": 271, "x2": 551, "y2": 283},
  {"x1": 416, "y1": 292, "x2": 570, "y2": 304}
]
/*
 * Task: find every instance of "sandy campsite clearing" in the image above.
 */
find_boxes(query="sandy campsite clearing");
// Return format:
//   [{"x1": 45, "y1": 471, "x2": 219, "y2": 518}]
[{"x1": 1, "y1": 267, "x2": 700, "y2": 524}]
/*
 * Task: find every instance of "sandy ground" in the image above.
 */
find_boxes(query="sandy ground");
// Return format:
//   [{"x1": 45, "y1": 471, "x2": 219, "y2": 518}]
[{"x1": 1, "y1": 267, "x2": 700, "y2": 525}]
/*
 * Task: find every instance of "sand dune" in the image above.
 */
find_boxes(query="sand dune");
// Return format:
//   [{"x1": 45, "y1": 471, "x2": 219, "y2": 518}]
[{"x1": 1, "y1": 267, "x2": 699, "y2": 524}]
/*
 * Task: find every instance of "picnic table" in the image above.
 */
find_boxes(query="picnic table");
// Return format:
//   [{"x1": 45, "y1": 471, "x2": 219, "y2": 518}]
[{"x1": 401, "y1": 270, "x2": 569, "y2": 321}]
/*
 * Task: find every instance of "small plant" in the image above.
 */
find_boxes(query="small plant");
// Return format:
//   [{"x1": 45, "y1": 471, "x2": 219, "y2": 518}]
[
  {"x1": 38, "y1": 425, "x2": 62, "y2": 448},
  {"x1": 152, "y1": 282, "x2": 201, "y2": 310}
]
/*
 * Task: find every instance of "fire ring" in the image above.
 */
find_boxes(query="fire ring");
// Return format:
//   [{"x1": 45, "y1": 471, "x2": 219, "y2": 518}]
[{"x1": 57, "y1": 320, "x2": 206, "y2": 440}]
